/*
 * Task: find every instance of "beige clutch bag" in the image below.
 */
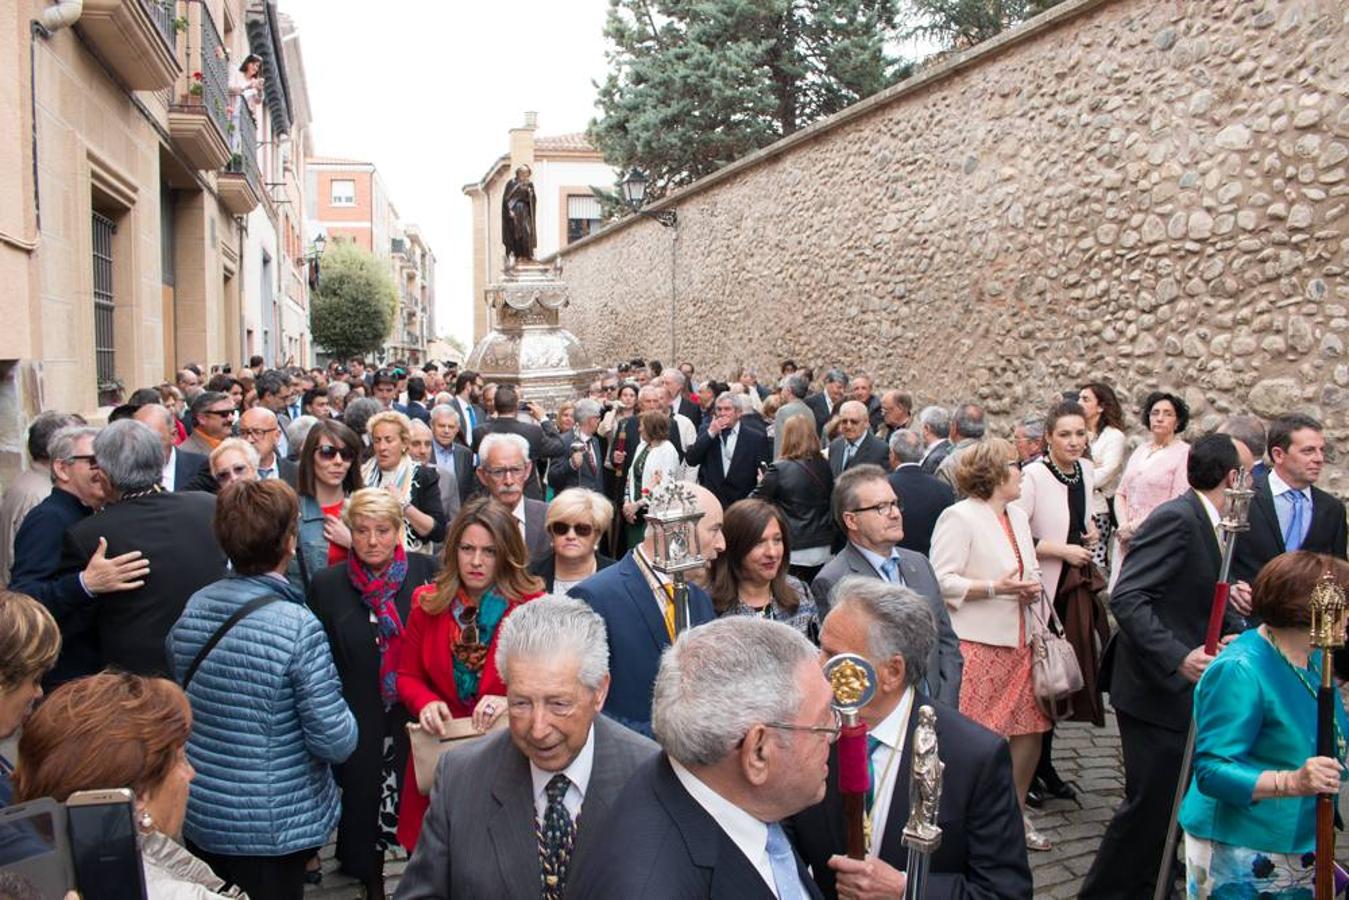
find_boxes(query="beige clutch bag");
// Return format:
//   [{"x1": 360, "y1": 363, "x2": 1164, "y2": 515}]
[{"x1": 406, "y1": 717, "x2": 507, "y2": 795}]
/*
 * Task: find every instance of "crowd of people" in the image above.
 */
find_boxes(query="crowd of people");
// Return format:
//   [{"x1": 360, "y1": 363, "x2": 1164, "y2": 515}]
[{"x1": 0, "y1": 350, "x2": 1345, "y2": 900}]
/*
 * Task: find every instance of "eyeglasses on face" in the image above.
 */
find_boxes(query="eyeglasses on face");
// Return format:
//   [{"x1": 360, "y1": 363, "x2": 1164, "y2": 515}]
[
  {"x1": 848, "y1": 500, "x2": 901, "y2": 516},
  {"x1": 315, "y1": 444, "x2": 355, "y2": 462},
  {"x1": 213, "y1": 464, "x2": 251, "y2": 485},
  {"x1": 482, "y1": 465, "x2": 527, "y2": 480},
  {"x1": 548, "y1": 521, "x2": 595, "y2": 538},
  {"x1": 201, "y1": 408, "x2": 236, "y2": 419},
  {"x1": 759, "y1": 708, "x2": 843, "y2": 744},
  {"x1": 67, "y1": 454, "x2": 99, "y2": 468},
  {"x1": 839, "y1": 417, "x2": 867, "y2": 426},
  {"x1": 240, "y1": 427, "x2": 277, "y2": 439}
]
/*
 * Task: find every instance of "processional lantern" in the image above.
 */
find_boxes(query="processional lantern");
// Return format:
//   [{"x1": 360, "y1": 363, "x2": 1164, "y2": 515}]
[{"x1": 645, "y1": 481, "x2": 706, "y2": 635}]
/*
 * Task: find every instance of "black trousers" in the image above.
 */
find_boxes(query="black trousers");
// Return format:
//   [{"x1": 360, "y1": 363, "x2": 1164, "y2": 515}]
[
  {"x1": 187, "y1": 841, "x2": 312, "y2": 900},
  {"x1": 1078, "y1": 710, "x2": 1186, "y2": 900}
]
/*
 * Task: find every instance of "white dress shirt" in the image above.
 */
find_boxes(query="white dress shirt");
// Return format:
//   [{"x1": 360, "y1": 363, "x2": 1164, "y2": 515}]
[
  {"x1": 162, "y1": 448, "x2": 178, "y2": 492},
  {"x1": 720, "y1": 424, "x2": 740, "y2": 472},
  {"x1": 512, "y1": 497, "x2": 528, "y2": 544},
  {"x1": 867, "y1": 687, "x2": 915, "y2": 857},
  {"x1": 670, "y1": 758, "x2": 809, "y2": 898},
  {"x1": 1196, "y1": 490, "x2": 1222, "y2": 540},
  {"x1": 530, "y1": 723, "x2": 595, "y2": 824}
]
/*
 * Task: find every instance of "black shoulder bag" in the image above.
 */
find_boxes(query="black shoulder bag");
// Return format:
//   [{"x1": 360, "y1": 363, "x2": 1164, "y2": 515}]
[{"x1": 181, "y1": 595, "x2": 283, "y2": 689}]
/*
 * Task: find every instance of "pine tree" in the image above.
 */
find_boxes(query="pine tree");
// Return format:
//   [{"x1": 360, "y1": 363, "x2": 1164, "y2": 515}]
[
  {"x1": 589, "y1": 0, "x2": 910, "y2": 200},
  {"x1": 904, "y1": 0, "x2": 1066, "y2": 51}
]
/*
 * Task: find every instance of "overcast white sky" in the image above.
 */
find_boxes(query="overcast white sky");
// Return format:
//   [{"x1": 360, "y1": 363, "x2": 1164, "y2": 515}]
[{"x1": 282, "y1": 0, "x2": 615, "y2": 348}]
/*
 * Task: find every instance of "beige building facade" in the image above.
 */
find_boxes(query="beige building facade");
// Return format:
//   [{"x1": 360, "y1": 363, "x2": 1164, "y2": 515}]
[{"x1": 0, "y1": 0, "x2": 296, "y2": 486}]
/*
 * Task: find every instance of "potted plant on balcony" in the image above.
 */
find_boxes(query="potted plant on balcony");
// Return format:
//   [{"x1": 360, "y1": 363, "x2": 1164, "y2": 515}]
[{"x1": 185, "y1": 71, "x2": 203, "y2": 103}]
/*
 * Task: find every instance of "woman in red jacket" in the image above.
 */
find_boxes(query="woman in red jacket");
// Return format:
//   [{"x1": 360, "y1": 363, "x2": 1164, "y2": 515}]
[{"x1": 395, "y1": 496, "x2": 544, "y2": 849}]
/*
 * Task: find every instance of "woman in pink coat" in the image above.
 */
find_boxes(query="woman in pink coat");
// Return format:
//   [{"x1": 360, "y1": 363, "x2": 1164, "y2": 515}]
[{"x1": 1111, "y1": 391, "x2": 1190, "y2": 586}]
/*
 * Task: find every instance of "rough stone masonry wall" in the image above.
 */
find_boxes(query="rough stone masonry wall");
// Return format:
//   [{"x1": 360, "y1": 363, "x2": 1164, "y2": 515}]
[{"x1": 552, "y1": 0, "x2": 1349, "y2": 493}]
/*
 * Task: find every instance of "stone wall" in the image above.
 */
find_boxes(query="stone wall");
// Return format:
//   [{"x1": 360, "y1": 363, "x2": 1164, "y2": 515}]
[{"x1": 551, "y1": 0, "x2": 1349, "y2": 493}]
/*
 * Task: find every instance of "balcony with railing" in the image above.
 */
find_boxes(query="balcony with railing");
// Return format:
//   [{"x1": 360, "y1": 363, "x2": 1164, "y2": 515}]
[
  {"x1": 76, "y1": 0, "x2": 181, "y2": 89},
  {"x1": 167, "y1": 1, "x2": 230, "y2": 171},
  {"x1": 219, "y1": 101, "x2": 262, "y2": 215}
]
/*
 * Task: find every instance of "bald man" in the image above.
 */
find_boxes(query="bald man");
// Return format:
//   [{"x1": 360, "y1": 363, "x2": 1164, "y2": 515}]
[
  {"x1": 133, "y1": 403, "x2": 214, "y2": 493},
  {"x1": 567, "y1": 483, "x2": 727, "y2": 737},
  {"x1": 827, "y1": 399, "x2": 891, "y2": 475},
  {"x1": 239, "y1": 407, "x2": 298, "y2": 486}
]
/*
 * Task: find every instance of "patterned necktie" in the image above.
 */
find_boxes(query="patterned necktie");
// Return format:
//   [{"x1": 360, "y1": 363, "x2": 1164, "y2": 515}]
[
  {"x1": 1285, "y1": 490, "x2": 1307, "y2": 551},
  {"x1": 765, "y1": 822, "x2": 805, "y2": 900},
  {"x1": 844, "y1": 442, "x2": 857, "y2": 469},
  {"x1": 537, "y1": 773, "x2": 575, "y2": 900}
]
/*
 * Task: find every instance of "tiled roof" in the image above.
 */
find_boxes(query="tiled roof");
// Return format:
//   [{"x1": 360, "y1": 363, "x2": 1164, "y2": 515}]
[{"x1": 534, "y1": 132, "x2": 597, "y2": 153}]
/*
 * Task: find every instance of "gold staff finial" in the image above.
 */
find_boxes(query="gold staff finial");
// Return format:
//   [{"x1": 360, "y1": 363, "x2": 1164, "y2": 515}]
[{"x1": 1309, "y1": 569, "x2": 1347, "y2": 653}]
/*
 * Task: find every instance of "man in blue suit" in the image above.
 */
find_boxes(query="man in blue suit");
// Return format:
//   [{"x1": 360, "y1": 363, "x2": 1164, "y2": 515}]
[{"x1": 567, "y1": 483, "x2": 726, "y2": 736}]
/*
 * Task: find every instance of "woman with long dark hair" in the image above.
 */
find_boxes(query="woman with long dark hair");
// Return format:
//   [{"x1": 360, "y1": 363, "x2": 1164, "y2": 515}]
[
  {"x1": 709, "y1": 499, "x2": 818, "y2": 640},
  {"x1": 1078, "y1": 382, "x2": 1126, "y2": 572}
]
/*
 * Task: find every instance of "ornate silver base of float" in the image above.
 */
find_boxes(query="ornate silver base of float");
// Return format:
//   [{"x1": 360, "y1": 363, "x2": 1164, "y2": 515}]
[{"x1": 465, "y1": 259, "x2": 601, "y2": 410}]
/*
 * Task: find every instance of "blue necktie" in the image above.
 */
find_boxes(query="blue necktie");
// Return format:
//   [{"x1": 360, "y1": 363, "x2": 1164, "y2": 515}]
[
  {"x1": 765, "y1": 823, "x2": 805, "y2": 900},
  {"x1": 1285, "y1": 491, "x2": 1307, "y2": 551},
  {"x1": 880, "y1": 556, "x2": 901, "y2": 583}
]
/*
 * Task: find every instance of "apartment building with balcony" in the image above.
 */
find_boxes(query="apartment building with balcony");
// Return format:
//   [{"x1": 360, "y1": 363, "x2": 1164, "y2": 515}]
[
  {"x1": 0, "y1": 0, "x2": 301, "y2": 483},
  {"x1": 463, "y1": 112, "x2": 615, "y2": 342}
]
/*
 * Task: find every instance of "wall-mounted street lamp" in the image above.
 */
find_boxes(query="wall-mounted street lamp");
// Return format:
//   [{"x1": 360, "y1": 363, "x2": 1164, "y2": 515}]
[
  {"x1": 620, "y1": 168, "x2": 677, "y2": 228},
  {"x1": 303, "y1": 232, "x2": 327, "y2": 291}
]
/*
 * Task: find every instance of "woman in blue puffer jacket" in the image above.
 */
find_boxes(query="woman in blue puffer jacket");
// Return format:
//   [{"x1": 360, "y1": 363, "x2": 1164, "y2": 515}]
[{"x1": 167, "y1": 478, "x2": 357, "y2": 900}]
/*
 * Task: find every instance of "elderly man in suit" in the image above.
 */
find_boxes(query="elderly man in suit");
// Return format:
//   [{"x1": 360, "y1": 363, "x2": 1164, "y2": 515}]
[
  {"x1": 238, "y1": 406, "x2": 298, "y2": 486},
  {"x1": 812, "y1": 465, "x2": 962, "y2": 706},
  {"x1": 567, "y1": 483, "x2": 727, "y2": 736},
  {"x1": 934, "y1": 402, "x2": 987, "y2": 492},
  {"x1": 875, "y1": 389, "x2": 913, "y2": 444},
  {"x1": 547, "y1": 398, "x2": 608, "y2": 496},
  {"x1": 827, "y1": 400, "x2": 891, "y2": 476},
  {"x1": 471, "y1": 384, "x2": 566, "y2": 500},
  {"x1": 131, "y1": 403, "x2": 215, "y2": 493},
  {"x1": 429, "y1": 403, "x2": 475, "y2": 508},
  {"x1": 888, "y1": 429, "x2": 955, "y2": 557},
  {"x1": 916, "y1": 406, "x2": 952, "y2": 475},
  {"x1": 408, "y1": 418, "x2": 462, "y2": 523},
  {"x1": 662, "y1": 369, "x2": 703, "y2": 431},
  {"x1": 477, "y1": 432, "x2": 550, "y2": 562},
  {"x1": 773, "y1": 372, "x2": 814, "y2": 458},
  {"x1": 1080, "y1": 434, "x2": 1251, "y2": 900},
  {"x1": 58, "y1": 420, "x2": 225, "y2": 677},
  {"x1": 1232, "y1": 413, "x2": 1347, "y2": 585},
  {"x1": 686, "y1": 392, "x2": 772, "y2": 510},
  {"x1": 568, "y1": 617, "x2": 828, "y2": 900},
  {"x1": 805, "y1": 367, "x2": 849, "y2": 436},
  {"x1": 395, "y1": 597, "x2": 658, "y2": 900},
  {"x1": 789, "y1": 577, "x2": 1031, "y2": 899}
]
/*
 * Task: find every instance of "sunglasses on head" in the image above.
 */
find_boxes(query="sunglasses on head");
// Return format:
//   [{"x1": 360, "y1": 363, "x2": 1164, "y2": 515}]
[
  {"x1": 316, "y1": 444, "x2": 356, "y2": 462},
  {"x1": 548, "y1": 521, "x2": 595, "y2": 538}
]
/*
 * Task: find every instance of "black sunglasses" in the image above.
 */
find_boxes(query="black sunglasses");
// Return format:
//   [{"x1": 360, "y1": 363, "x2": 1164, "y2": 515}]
[
  {"x1": 548, "y1": 521, "x2": 595, "y2": 538},
  {"x1": 316, "y1": 445, "x2": 356, "y2": 462}
]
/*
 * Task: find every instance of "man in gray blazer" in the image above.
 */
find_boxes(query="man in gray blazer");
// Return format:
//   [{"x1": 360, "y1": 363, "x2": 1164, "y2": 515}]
[
  {"x1": 811, "y1": 464, "x2": 963, "y2": 706},
  {"x1": 396, "y1": 596, "x2": 659, "y2": 900},
  {"x1": 477, "y1": 432, "x2": 551, "y2": 562}
]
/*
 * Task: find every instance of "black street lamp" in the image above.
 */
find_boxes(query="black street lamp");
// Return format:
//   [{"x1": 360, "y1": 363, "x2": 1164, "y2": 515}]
[{"x1": 620, "y1": 168, "x2": 677, "y2": 228}]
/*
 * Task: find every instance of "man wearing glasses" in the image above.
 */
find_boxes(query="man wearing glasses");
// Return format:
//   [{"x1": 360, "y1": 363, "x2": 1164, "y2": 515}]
[
  {"x1": 476, "y1": 433, "x2": 550, "y2": 561},
  {"x1": 812, "y1": 465, "x2": 962, "y2": 706},
  {"x1": 788, "y1": 577, "x2": 1031, "y2": 899},
  {"x1": 180, "y1": 391, "x2": 237, "y2": 456},
  {"x1": 239, "y1": 407, "x2": 297, "y2": 486},
  {"x1": 827, "y1": 400, "x2": 890, "y2": 477},
  {"x1": 567, "y1": 617, "x2": 831, "y2": 900}
]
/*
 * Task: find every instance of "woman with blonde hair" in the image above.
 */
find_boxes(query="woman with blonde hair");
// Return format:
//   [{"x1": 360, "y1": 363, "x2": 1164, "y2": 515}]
[
  {"x1": 395, "y1": 497, "x2": 543, "y2": 849},
  {"x1": 529, "y1": 488, "x2": 616, "y2": 593},
  {"x1": 930, "y1": 437, "x2": 1052, "y2": 850},
  {"x1": 362, "y1": 410, "x2": 446, "y2": 554},
  {"x1": 306, "y1": 488, "x2": 439, "y2": 895},
  {"x1": 0, "y1": 590, "x2": 60, "y2": 805},
  {"x1": 752, "y1": 413, "x2": 835, "y2": 582}
]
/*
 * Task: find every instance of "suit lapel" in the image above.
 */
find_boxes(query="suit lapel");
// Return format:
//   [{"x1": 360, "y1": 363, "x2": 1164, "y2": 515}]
[
  {"x1": 844, "y1": 544, "x2": 876, "y2": 578},
  {"x1": 621, "y1": 556, "x2": 671, "y2": 651},
  {"x1": 488, "y1": 746, "x2": 541, "y2": 898},
  {"x1": 572, "y1": 720, "x2": 621, "y2": 862},
  {"x1": 1253, "y1": 481, "x2": 1285, "y2": 553},
  {"x1": 829, "y1": 442, "x2": 844, "y2": 477}
]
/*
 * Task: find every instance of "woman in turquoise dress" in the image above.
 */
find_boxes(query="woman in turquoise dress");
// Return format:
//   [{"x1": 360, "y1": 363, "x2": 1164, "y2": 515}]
[{"x1": 1180, "y1": 550, "x2": 1349, "y2": 899}]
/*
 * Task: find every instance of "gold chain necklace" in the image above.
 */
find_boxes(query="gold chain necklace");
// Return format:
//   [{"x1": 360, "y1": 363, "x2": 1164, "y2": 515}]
[{"x1": 1263, "y1": 627, "x2": 1347, "y2": 762}]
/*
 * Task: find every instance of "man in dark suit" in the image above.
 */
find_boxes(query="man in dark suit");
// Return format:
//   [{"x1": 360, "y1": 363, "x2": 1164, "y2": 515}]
[
  {"x1": 619, "y1": 384, "x2": 689, "y2": 468},
  {"x1": 875, "y1": 389, "x2": 914, "y2": 444},
  {"x1": 471, "y1": 385, "x2": 565, "y2": 501},
  {"x1": 826, "y1": 401, "x2": 890, "y2": 476},
  {"x1": 396, "y1": 598, "x2": 659, "y2": 900},
  {"x1": 811, "y1": 465, "x2": 962, "y2": 706},
  {"x1": 402, "y1": 376, "x2": 432, "y2": 425},
  {"x1": 567, "y1": 484, "x2": 726, "y2": 736},
  {"x1": 662, "y1": 369, "x2": 703, "y2": 430},
  {"x1": 449, "y1": 370, "x2": 486, "y2": 449},
  {"x1": 934, "y1": 402, "x2": 987, "y2": 492},
  {"x1": 849, "y1": 373, "x2": 885, "y2": 432},
  {"x1": 255, "y1": 369, "x2": 294, "y2": 458},
  {"x1": 789, "y1": 578, "x2": 1031, "y2": 899},
  {"x1": 9, "y1": 424, "x2": 150, "y2": 686},
  {"x1": 916, "y1": 406, "x2": 953, "y2": 475},
  {"x1": 686, "y1": 392, "x2": 772, "y2": 510},
  {"x1": 131, "y1": 403, "x2": 215, "y2": 493},
  {"x1": 477, "y1": 433, "x2": 550, "y2": 561},
  {"x1": 805, "y1": 368, "x2": 849, "y2": 435},
  {"x1": 57, "y1": 420, "x2": 225, "y2": 677},
  {"x1": 429, "y1": 404, "x2": 475, "y2": 508},
  {"x1": 1232, "y1": 413, "x2": 1347, "y2": 585},
  {"x1": 886, "y1": 430, "x2": 955, "y2": 557},
  {"x1": 1080, "y1": 434, "x2": 1251, "y2": 900},
  {"x1": 239, "y1": 406, "x2": 298, "y2": 486},
  {"x1": 546, "y1": 398, "x2": 608, "y2": 496},
  {"x1": 567, "y1": 617, "x2": 829, "y2": 900}
]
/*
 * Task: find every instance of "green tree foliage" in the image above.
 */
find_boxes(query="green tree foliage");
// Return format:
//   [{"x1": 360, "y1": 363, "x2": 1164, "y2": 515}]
[
  {"x1": 308, "y1": 240, "x2": 397, "y2": 360},
  {"x1": 904, "y1": 0, "x2": 1066, "y2": 50},
  {"x1": 590, "y1": 0, "x2": 911, "y2": 199}
]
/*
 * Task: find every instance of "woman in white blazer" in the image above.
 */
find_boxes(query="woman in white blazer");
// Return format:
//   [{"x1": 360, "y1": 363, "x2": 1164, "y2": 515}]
[
  {"x1": 1015, "y1": 401, "x2": 1105, "y2": 812},
  {"x1": 930, "y1": 437, "x2": 1052, "y2": 851}
]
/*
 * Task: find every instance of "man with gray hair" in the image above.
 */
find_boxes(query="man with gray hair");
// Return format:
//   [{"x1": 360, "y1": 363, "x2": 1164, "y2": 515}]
[
  {"x1": 0, "y1": 410, "x2": 84, "y2": 582},
  {"x1": 774, "y1": 372, "x2": 814, "y2": 458},
  {"x1": 687, "y1": 390, "x2": 773, "y2": 510},
  {"x1": 567, "y1": 617, "x2": 831, "y2": 899},
  {"x1": 10, "y1": 424, "x2": 150, "y2": 685},
  {"x1": 1216, "y1": 414, "x2": 1269, "y2": 481},
  {"x1": 396, "y1": 596, "x2": 658, "y2": 900},
  {"x1": 789, "y1": 576, "x2": 1031, "y2": 899},
  {"x1": 806, "y1": 367, "x2": 850, "y2": 435},
  {"x1": 58, "y1": 419, "x2": 224, "y2": 677},
  {"x1": 1012, "y1": 413, "x2": 1046, "y2": 467},
  {"x1": 547, "y1": 397, "x2": 608, "y2": 496},
  {"x1": 917, "y1": 405, "x2": 952, "y2": 475},
  {"x1": 887, "y1": 429, "x2": 955, "y2": 557},
  {"x1": 429, "y1": 403, "x2": 474, "y2": 508},
  {"x1": 132, "y1": 402, "x2": 215, "y2": 493},
  {"x1": 827, "y1": 400, "x2": 890, "y2": 476},
  {"x1": 662, "y1": 368, "x2": 703, "y2": 430},
  {"x1": 478, "y1": 431, "x2": 550, "y2": 560},
  {"x1": 935, "y1": 402, "x2": 988, "y2": 492}
]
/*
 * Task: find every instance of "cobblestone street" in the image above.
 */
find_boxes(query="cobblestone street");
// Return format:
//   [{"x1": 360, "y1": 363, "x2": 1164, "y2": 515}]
[{"x1": 308, "y1": 714, "x2": 1127, "y2": 898}]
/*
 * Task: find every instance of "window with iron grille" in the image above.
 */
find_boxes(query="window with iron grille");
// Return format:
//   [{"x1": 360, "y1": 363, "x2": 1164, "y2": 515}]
[{"x1": 92, "y1": 212, "x2": 117, "y2": 391}]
